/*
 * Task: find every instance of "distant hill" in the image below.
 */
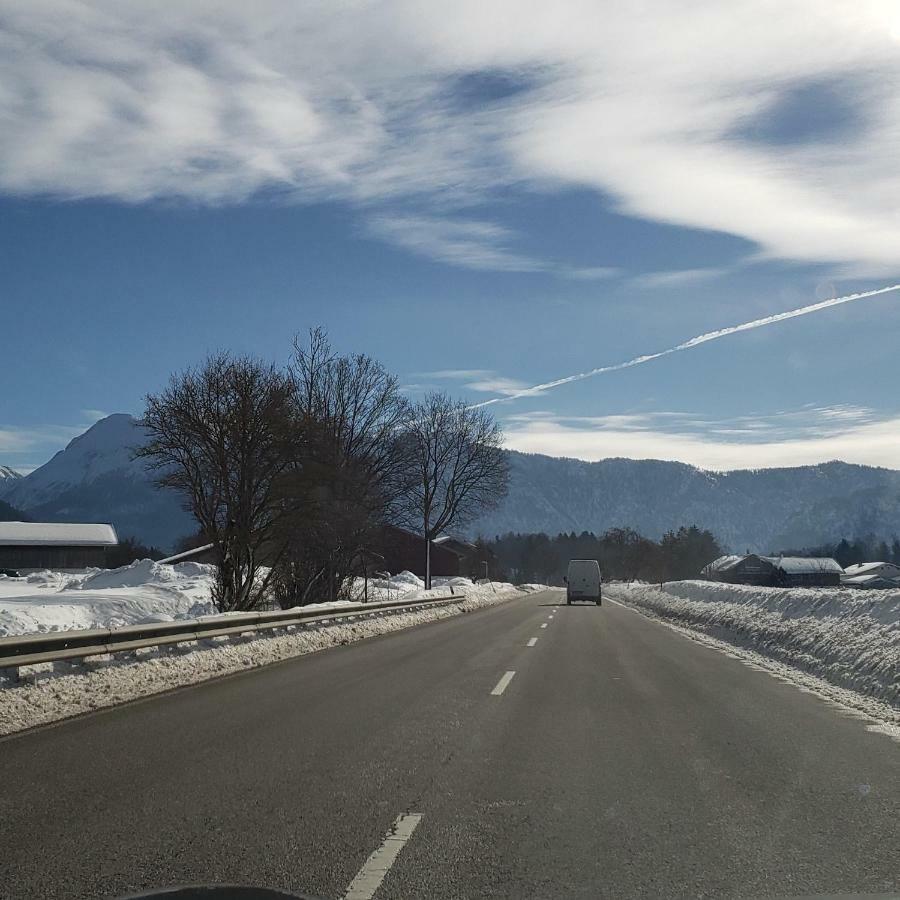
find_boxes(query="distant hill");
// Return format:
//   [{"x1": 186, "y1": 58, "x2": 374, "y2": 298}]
[
  {"x1": 0, "y1": 414, "x2": 194, "y2": 551},
  {"x1": 468, "y1": 452, "x2": 900, "y2": 552},
  {"x1": 4, "y1": 415, "x2": 900, "y2": 554},
  {"x1": 0, "y1": 498, "x2": 27, "y2": 522},
  {"x1": 0, "y1": 467, "x2": 27, "y2": 521},
  {"x1": 0, "y1": 465, "x2": 22, "y2": 484}
]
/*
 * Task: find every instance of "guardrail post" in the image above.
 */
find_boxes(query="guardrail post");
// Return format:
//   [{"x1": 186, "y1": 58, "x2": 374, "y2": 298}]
[
  {"x1": 83, "y1": 653, "x2": 114, "y2": 671},
  {"x1": 17, "y1": 662, "x2": 55, "y2": 685}
]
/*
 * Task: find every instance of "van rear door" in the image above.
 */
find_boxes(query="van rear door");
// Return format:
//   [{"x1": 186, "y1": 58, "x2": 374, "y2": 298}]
[{"x1": 566, "y1": 559, "x2": 601, "y2": 602}]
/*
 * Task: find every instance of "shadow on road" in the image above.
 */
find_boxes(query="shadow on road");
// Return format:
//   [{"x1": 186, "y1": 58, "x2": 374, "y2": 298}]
[{"x1": 537, "y1": 602, "x2": 601, "y2": 608}]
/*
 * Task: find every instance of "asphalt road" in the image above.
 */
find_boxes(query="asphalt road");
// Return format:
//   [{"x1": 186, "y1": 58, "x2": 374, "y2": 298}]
[{"x1": 0, "y1": 590, "x2": 898, "y2": 900}]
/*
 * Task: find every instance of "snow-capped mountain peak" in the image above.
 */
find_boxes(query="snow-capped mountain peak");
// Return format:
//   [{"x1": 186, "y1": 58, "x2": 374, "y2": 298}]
[{"x1": 2, "y1": 414, "x2": 194, "y2": 549}]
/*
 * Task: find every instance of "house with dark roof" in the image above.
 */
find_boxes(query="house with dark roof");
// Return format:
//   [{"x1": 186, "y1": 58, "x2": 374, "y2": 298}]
[{"x1": 372, "y1": 526, "x2": 464, "y2": 577}]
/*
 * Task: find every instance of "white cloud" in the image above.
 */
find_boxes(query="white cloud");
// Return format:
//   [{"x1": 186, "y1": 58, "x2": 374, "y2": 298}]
[
  {"x1": 415, "y1": 368, "x2": 545, "y2": 397},
  {"x1": 4, "y1": 2, "x2": 900, "y2": 273},
  {"x1": 563, "y1": 266, "x2": 620, "y2": 281},
  {"x1": 631, "y1": 268, "x2": 729, "y2": 289},
  {"x1": 502, "y1": 405, "x2": 900, "y2": 470},
  {"x1": 365, "y1": 215, "x2": 620, "y2": 276},
  {"x1": 465, "y1": 376, "x2": 542, "y2": 397},
  {"x1": 0, "y1": 424, "x2": 87, "y2": 454},
  {"x1": 81, "y1": 408, "x2": 109, "y2": 421},
  {"x1": 366, "y1": 215, "x2": 544, "y2": 271}
]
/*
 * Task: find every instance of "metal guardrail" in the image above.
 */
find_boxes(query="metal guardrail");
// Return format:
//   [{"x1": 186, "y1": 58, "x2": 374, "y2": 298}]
[{"x1": 0, "y1": 591, "x2": 464, "y2": 672}]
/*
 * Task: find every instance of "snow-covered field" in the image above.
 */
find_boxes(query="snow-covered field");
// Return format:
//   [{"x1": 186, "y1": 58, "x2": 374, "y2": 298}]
[
  {"x1": 0, "y1": 562, "x2": 215, "y2": 636},
  {"x1": 0, "y1": 561, "x2": 504, "y2": 637},
  {"x1": 605, "y1": 581, "x2": 900, "y2": 708}
]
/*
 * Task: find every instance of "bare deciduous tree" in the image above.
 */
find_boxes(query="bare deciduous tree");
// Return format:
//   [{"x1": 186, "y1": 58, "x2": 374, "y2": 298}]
[
  {"x1": 136, "y1": 353, "x2": 295, "y2": 611},
  {"x1": 404, "y1": 392, "x2": 509, "y2": 588},
  {"x1": 272, "y1": 329, "x2": 412, "y2": 605}
]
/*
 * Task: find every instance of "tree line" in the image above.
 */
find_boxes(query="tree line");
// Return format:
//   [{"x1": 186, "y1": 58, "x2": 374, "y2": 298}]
[
  {"x1": 481, "y1": 525, "x2": 723, "y2": 584},
  {"x1": 136, "y1": 329, "x2": 508, "y2": 611}
]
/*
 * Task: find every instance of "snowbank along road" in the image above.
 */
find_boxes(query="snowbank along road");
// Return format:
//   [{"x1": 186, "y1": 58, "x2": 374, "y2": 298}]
[
  {"x1": 1, "y1": 589, "x2": 898, "y2": 899},
  {"x1": 0, "y1": 568, "x2": 532, "y2": 735}
]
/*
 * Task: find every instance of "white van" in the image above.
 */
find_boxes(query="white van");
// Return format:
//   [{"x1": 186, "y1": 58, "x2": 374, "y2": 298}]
[{"x1": 564, "y1": 559, "x2": 602, "y2": 605}]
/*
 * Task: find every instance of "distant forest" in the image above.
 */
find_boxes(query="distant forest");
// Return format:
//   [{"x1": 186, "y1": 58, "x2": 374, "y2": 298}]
[
  {"x1": 481, "y1": 527, "x2": 900, "y2": 585},
  {"x1": 481, "y1": 526, "x2": 722, "y2": 584}
]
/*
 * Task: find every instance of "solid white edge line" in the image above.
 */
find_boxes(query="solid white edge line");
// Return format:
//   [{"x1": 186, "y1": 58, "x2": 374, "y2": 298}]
[
  {"x1": 527, "y1": 637, "x2": 538, "y2": 647},
  {"x1": 491, "y1": 670, "x2": 516, "y2": 695},
  {"x1": 343, "y1": 813, "x2": 423, "y2": 900}
]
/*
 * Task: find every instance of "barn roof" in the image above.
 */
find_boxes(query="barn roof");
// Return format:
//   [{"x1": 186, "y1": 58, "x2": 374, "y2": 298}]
[
  {"x1": 762, "y1": 556, "x2": 843, "y2": 574},
  {"x1": 841, "y1": 573, "x2": 900, "y2": 588},
  {"x1": 0, "y1": 521, "x2": 118, "y2": 547},
  {"x1": 432, "y1": 535, "x2": 477, "y2": 556},
  {"x1": 701, "y1": 555, "x2": 744, "y2": 573},
  {"x1": 843, "y1": 561, "x2": 900, "y2": 576}
]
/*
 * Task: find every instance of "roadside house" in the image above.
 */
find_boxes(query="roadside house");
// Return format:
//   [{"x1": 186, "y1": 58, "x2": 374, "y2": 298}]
[
  {"x1": 375, "y1": 526, "x2": 462, "y2": 578},
  {"x1": 702, "y1": 553, "x2": 843, "y2": 587},
  {"x1": 841, "y1": 573, "x2": 900, "y2": 589},
  {"x1": 432, "y1": 535, "x2": 478, "y2": 577},
  {"x1": 842, "y1": 561, "x2": 900, "y2": 582},
  {"x1": 701, "y1": 554, "x2": 775, "y2": 585},
  {"x1": 769, "y1": 556, "x2": 843, "y2": 587},
  {"x1": 0, "y1": 521, "x2": 119, "y2": 572},
  {"x1": 840, "y1": 561, "x2": 900, "y2": 589}
]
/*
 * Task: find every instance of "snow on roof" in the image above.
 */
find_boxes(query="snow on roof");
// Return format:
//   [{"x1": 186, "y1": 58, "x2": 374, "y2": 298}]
[
  {"x1": 433, "y1": 535, "x2": 476, "y2": 551},
  {"x1": 843, "y1": 561, "x2": 900, "y2": 576},
  {"x1": 841, "y1": 573, "x2": 900, "y2": 587},
  {"x1": 702, "y1": 555, "x2": 744, "y2": 573},
  {"x1": 762, "y1": 556, "x2": 843, "y2": 574},
  {"x1": 0, "y1": 521, "x2": 118, "y2": 547}
]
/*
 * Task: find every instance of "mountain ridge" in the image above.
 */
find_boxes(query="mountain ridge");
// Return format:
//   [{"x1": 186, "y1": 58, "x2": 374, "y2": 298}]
[
  {"x1": 0, "y1": 414, "x2": 194, "y2": 550},
  {"x1": 3, "y1": 415, "x2": 899, "y2": 553},
  {"x1": 468, "y1": 451, "x2": 900, "y2": 551}
]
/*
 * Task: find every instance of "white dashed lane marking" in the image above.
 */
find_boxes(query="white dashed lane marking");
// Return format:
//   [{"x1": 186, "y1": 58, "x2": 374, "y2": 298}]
[
  {"x1": 491, "y1": 671, "x2": 516, "y2": 696},
  {"x1": 527, "y1": 638, "x2": 538, "y2": 647},
  {"x1": 343, "y1": 813, "x2": 422, "y2": 900}
]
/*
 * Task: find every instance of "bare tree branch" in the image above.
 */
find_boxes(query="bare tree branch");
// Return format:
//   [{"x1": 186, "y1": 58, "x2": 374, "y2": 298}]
[
  {"x1": 403, "y1": 392, "x2": 509, "y2": 588},
  {"x1": 136, "y1": 353, "x2": 295, "y2": 611}
]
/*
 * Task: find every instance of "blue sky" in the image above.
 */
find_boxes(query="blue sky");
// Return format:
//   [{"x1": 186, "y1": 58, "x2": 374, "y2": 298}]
[{"x1": 3, "y1": 1, "x2": 900, "y2": 473}]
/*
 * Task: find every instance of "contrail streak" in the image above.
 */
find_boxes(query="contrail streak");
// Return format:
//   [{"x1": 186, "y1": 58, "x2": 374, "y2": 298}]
[{"x1": 472, "y1": 283, "x2": 900, "y2": 408}]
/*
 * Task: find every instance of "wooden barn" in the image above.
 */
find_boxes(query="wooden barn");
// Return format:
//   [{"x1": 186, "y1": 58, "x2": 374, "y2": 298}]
[
  {"x1": 769, "y1": 556, "x2": 843, "y2": 587},
  {"x1": 702, "y1": 554, "x2": 772, "y2": 585},
  {"x1": 432, "y1": 535, "x2": 478, "y2": 577},
  {"x1": 374, "y1": 526, "x2": 463, "y2": 578},
  {"x1": 702, "y1": 554, "x2": 843, "y2": 587},
  {"x1": 0, "y1": 521, "x2": 119, "y2": 572}
]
